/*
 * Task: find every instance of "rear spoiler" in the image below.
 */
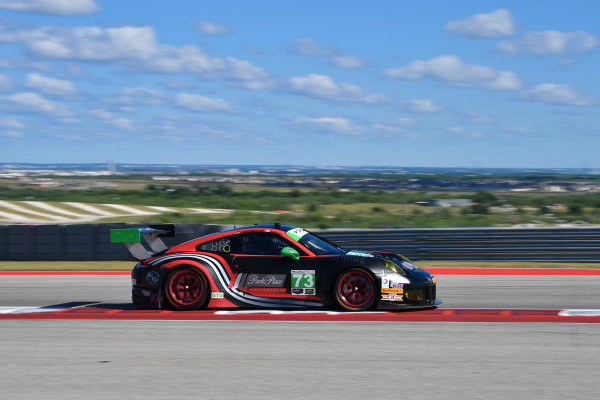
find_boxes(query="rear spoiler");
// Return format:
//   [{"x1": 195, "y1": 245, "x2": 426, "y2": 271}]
[{"x1": 110, "y1": 224, "x2": 175, "y2": 260}]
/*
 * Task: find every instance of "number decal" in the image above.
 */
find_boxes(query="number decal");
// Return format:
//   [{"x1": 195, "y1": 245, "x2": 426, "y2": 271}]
[{"x1": 291, "y1": 270, "x2": 316, "y2": 295}]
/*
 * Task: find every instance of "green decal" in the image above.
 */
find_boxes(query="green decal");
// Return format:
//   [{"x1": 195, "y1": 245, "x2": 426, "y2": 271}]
[
  {"x1": 291, "y1": 269, "x2": 316, "y2": 295},
  {"x1": 110, "y1": 229, "x2": 141, "y2": 243}
]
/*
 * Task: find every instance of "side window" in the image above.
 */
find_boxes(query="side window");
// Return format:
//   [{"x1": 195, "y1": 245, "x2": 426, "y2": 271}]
[
  {"x1": 238, "y1": 233, "x2": 302, "y2": 255},
  {"x1": 198, "y1": 237, "x2": 235, "y2": 253}
]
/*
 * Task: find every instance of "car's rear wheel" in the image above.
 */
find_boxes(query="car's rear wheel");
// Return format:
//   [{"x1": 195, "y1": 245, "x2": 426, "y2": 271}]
[
  {"x1": 164, "y1": 266, "x2": 209, "y2": 310},
  {"x1": 334, "y1": 268, "x2": 376, "y2": 311}
]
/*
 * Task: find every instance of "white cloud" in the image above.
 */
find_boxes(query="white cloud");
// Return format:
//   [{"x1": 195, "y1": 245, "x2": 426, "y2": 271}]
[
  {"x1": 0, "y1": 74, "x2": 12, "y2": 91},
  {"x1": 288, "y1": 74, "x2": 388, "y2": 103},
  {"x1": 292, "y1": 38, "x2": 332, "y2": 57},
  {"x1": 0, "y1": 25, "x2": 270, "y2": 83},
  {"x1": 3, "y1": 129, "x2": 22, "y2": 137},
  {"x1": 497, "y1": 31, "x2": 598, "y2": 56},
  {"x1": 445, "y1": 9, "x2": 515, "y2": 38},
  {"x1": 397, "y1": 118, "x2": 417, "y2": 127},
  {"x1": 0, "y1": 0, "x2": 98, "y2": 15},
  {"x1": 519, "y1": 83, "x2": 596, "y2": 106},
  {"x1": 373, "y1": 124, "x2": 404, "y2": 134},
  {"x1": 291, "y1": 38, "x2": 365, "y2": 69},
  {"x1": 0, "y1": 117, "x2": 25, "y2": 129},
  {"x1": 195, "y1": 19, "x2": 230, "y2": 36},
  {"x1": 110, "y1": 118, "x2": 133, "y2": 129},
  {"x1": 104, "y1": 88, "x2": 165, "y2": 106},
  {"x1": 384, "y1": 55, "x2": 522, "y2": 91},
  {"x1": 175, "y1": 93, "x2": 232, "y2": 112},
  {"x1": 330, "y1": 54, "x2": 365, "y2": 69},
  {"x1": 466, "y1": 111, "x2": 494, "y2": 124},
  {"x1": 293, "y1": 117, "x2": 361, "y2": 134},
  {"x1": 90, "y1": 109, "x2": 112, "y2": 119},
  {"x1": 448, "y1": 126, "x2": 484, "y2": 137},
  {"x1": 24, "y1": 73, "x2": 76, "y2": 96},
  {"x1": 405, "y1": 99, "x2": 443, "y2": 113},
  {"x1": 1, "y1": 92, "x2": 72, "y2": 116}
]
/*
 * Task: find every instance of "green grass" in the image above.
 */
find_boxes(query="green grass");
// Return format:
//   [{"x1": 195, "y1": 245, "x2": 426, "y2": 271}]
[{"x1": 0, "y1": 260, "x2": 598, "y2": 271}]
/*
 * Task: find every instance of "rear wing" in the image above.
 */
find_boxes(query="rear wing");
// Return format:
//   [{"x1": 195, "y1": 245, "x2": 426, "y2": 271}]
[{"x1": 110, "y1": 224, "x2": 175, "y2": 260}]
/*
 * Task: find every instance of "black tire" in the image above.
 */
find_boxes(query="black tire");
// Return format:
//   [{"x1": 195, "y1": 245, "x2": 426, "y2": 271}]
[
  {"x1": 164, "y1": 266, "x2": 209, "y2": 310},
  {"x1": 333, "y1": 268, "x2": 377, "y2": 311}
]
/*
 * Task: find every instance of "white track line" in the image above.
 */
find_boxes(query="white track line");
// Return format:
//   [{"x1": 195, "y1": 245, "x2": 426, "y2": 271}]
[
  {"x1": 0, "y1": 200, "x2": 68, "y2": 221},
  {"x1": 101, "y1": 204, "x2": 156, "y2": 215},
  {"x1": 22, "y1": 201, "x2": 85, "y2": 217},
  {"x1": 188, "y1": 208, "x2": 229, "y2": 214},
  {"x1": 0, "y1": 210, "x2": 34, "y2": 221},
  {"x1": 148, "y1": 206, "x2": 176, "y2": 213},
  {"x1": 63, "y1": 202, "x2": 116, "y2": 216}
]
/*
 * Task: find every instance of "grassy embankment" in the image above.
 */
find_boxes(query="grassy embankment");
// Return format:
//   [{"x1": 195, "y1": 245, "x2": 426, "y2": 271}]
[{"x1": 2, "y1": 182, "x2": 600, "y2": 228}]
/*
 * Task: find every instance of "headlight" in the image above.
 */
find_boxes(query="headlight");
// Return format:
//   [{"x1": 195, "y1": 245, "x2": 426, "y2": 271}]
[{"x1": 382, "y1": 259, "x2": 406, "y2": 276}]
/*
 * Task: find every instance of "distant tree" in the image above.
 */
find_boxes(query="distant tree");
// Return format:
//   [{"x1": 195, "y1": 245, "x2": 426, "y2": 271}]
[
  {"x1": 568, "y1": 204, "x2": 583, "y2": 215},
  {"x1": 539, "y1": 206, "x2": 550, "y2": 215},
  {"x1": 470, "y1": 204, "x2": 489, "y2": 214},
  {"x1": 472, "y1": 191, "x2": 497, "y2": 205}
]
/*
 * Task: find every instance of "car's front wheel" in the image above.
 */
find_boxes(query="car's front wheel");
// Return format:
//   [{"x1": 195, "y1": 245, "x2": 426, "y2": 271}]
[
  {"x1": 333, "y1": 268, "x2": 376, "y2": 311},
  {"x1": 164, "y1": 266, "x2": 209, "y2": 310}
]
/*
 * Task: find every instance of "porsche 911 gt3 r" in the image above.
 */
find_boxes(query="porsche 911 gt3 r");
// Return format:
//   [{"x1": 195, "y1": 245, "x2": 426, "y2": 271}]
[{"x1": 110, "y1": 224, "x2": 441, "y2": 311}]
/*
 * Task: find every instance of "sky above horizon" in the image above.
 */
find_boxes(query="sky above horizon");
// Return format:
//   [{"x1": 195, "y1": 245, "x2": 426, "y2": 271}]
[{"x1": 0, "y1": 0, "x2": 599, "y2": 168}]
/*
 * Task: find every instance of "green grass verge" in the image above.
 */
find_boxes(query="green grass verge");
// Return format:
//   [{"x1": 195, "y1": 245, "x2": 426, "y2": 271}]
[{"x1": 0, "y1": 260, "x2": 598, "y2": 271}]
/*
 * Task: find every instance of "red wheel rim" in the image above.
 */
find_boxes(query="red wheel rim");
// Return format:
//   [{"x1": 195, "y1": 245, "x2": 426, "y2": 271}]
[
  {"x1": 168, "y1": 270, "x2": 204, "y2": 306},
  {"x1": 337, "y1": 271, "x2": 374, "y2": 308}
]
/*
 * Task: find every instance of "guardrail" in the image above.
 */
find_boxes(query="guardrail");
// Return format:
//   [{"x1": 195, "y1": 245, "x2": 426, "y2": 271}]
[
  {"x1": 314, "y1": 227, "x2": 600, "y2": 262},
  {"x1": 0, "y1": 224, "x2": 599, "y2": 262}
]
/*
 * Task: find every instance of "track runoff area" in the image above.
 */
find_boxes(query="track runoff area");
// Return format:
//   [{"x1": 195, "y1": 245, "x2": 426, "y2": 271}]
[{"x1": 1, "y1": 268, "x2": 600, "y2": 323}]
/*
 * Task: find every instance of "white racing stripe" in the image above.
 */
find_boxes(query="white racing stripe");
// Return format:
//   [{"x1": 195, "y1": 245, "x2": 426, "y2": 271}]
[{"x1": 150, "y1": 253, "x2": 323, "y2": 308}]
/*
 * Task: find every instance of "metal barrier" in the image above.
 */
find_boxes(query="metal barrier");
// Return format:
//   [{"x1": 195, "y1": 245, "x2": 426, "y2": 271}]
[
  {"x1": 0, "y1": 224, "x2": 599, "y2": 262},
  {"x1": 314, "y1": 227, "x2": 600, "y2": 262}
]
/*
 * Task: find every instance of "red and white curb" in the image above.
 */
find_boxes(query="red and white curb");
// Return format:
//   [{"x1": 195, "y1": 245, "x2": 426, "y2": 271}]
[{"x1": 1, "y1": 306, "x2": 599, "y2": 323}]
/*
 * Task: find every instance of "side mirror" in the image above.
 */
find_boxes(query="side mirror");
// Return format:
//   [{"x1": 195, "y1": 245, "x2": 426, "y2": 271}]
[{"x1": 281, "y1": 247, "x2": 300, "y2": 261}]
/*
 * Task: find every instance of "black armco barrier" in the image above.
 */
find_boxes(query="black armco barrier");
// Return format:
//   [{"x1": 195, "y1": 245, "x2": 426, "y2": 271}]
[
  {"x1": 314, "y1": 227, "x2": 600, "y2": 262},
  {"x1": 0, "y1": 224, "x2": 599, "y2": 262}
]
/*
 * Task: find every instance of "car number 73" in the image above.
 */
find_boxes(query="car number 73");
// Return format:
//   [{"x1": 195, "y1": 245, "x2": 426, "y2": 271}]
[{"x1": 291, "y1": 272, "x2": 314, "y2": 288}]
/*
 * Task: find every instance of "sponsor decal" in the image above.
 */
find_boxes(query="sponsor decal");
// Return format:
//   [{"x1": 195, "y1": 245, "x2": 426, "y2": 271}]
[
  {"x1": 381, "y1": 281, "x2": 403, "y2": 294},
  {"x1": 146, "y1": 271, "x2": 160, "y2": 286},
  {"x1": 286, "y1": 228, "x2": 308, "y2": 241},
  {"x1": 131, "y1": 278, "x2": 137, "y2": 286},
  {"x1": 432, "y1": 277, "x2": 436, "y2": 284},
  {"x1": 381, "y1": 294, "x2": 389, "y2": 300},
  {"x1": 381, "y1": 287, "x2": 404, "y2": 294},
  {"x1": 381, "y1": 277, "x2": 389, "y2": 288},
  {"x1": 389, "y1": 293, "x2": 396, "y2": 301},
  {"x1": 291, "y1": 269, "x2": 316, "y2": 295},
  {"x1": 401, "y1": 261, "x2": 416, "y2": 270},
  {"x1": 243, "y1": 274, "x2": 286, "y2": 288},
  {"x1": 211, "y1": 292, "x2": 224, "y2": 299}
]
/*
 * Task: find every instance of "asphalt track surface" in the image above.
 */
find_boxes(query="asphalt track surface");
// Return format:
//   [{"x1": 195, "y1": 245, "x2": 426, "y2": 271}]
[{"x1": 1, "y1": 274, "x2": 599, "y2": 399}]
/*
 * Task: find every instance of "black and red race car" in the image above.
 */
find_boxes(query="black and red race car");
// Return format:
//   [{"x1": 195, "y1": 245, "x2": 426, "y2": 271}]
[{"x1": 111, "y1": 223, "x2": 441, "y2": 311}]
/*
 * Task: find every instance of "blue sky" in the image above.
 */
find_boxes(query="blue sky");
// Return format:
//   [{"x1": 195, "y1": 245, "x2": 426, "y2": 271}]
[{"x1": 0, "y1": 0, "x2": 599, "y2": 168}]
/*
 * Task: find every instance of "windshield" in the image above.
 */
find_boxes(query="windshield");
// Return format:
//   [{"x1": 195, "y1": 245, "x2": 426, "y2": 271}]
[{"x1": 298, "y1": 233, "x2": 346, "y2": 255}]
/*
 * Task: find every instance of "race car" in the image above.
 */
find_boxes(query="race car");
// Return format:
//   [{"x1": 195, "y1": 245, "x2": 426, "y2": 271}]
[{"x1": 110, "y1": 223, "x2": 441, "y2": 311}]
